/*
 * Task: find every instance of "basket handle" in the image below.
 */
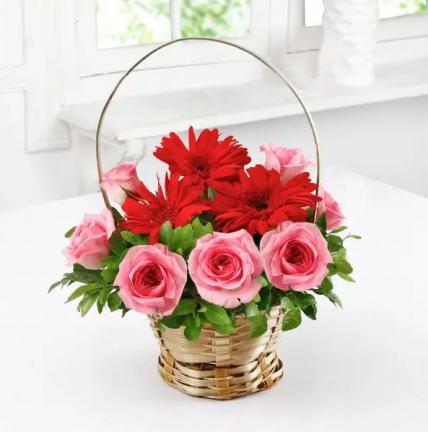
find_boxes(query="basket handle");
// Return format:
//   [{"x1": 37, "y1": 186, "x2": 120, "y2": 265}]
[{"x1": 95, "y1": 37, "x2": 321, "y2": 214}]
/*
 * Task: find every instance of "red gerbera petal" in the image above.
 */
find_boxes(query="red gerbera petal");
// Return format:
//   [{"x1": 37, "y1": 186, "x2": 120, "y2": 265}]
[
  {"x1": 211, "y1": 165, "x2": 320, "y2": 235},
  {"x1": 120, "y1": 173, "x2": 209, "y2": 243},
  {"x1": 154, "y1": 127, "x2": 251, "y2": 190}
]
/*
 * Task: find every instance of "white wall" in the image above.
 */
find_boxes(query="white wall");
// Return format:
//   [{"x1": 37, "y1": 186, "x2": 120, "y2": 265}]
[
  {"x1": 1, "y1": 0, "x2": 427, "y2": 209},
  {"x1": 1, "y1": 92, "x2": 427, "y2": 210},
  {"x1": 221, "y1": 95, "x2": 428, "y2": 197}
]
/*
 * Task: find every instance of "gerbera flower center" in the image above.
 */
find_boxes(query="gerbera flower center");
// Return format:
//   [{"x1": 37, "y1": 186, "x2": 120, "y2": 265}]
[
  {"x1": 248, "y1": 192, "x2": 269, "y2": 211},
  {"x1": 190, "y1": 156, "x2": 209, "y2": 177},
  {"x1": 156, "y1": 207, "x2": 175, "y2": 223}
]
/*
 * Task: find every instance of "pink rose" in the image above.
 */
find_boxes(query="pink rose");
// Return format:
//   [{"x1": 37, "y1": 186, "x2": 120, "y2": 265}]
[
  {"x1": 188, "y1": 230, "x2": 263, "y2": 308},
  {"x1": 260, "y1": 221, "x2": 332, "y2": 292},
  {"x1": 114, "y1": 244, "x2": 187, "y2": 316},
  {"x1": 316, "y1": 188, "x2": 345, "y2": 231},
  {"x1": 260, "y1": 144, "x2": 313, "y2": 183},
  {"x1": 101, "y1": 161, "x2": 140, "y2": 205},
  {"x1": 63, "y1": 210, "x2": 115, "y2": 270}
]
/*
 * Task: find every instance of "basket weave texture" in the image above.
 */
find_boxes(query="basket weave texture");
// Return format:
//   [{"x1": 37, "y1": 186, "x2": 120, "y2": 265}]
[{"x1": 150, "y1": 306, "x2": 284, "y2": 400}]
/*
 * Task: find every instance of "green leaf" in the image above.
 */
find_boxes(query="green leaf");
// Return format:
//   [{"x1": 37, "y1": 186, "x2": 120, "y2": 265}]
[
  {"x1": 331, "y1": 226, "x2": 348, "y2": 234},
  {"x1": 64, "y1": 226, "x2": 76, "y2": 238},
  {"x1": 334, "y1": 258, "x2": 353, "y2": 275},
  {"x1": 318, "y1": 277, "x2": 333, "y2": 292},
  {"x1": 324, "y1": 290, "x2": 343, "y2": 308},
  {"x1": 265, "y1": 287, "x2": 274, "y2": 313},
  {"x1": 107, "y1": 291, "x2": 123, "y2": 311},
  {"x1": 327, "y1": 235, "x2": 343, "y2": 252},
  {"x1": 328, "y1": 263, "x2": 337, "y2": 276},
  {"x1": 72, "y1": 264, "x2": 103, "y2": 283},
  {"x1": 212, "y1": 323, "x2": 236, "y2": 335},
  {"x1": 347, "y1": 234, "x2": 362, "y2": 240},
  {"x1": 249, "y1": 314, "x2": 268, "y2": 338},
  {"x1": 282, "y1": 308, "x2": 302, "y2": 331},
  {"x1": 97, "y1": 285, "x2": 113, "y2": 313},
  {"x1": 203, "y1": 302, "x2": 231, "y2": 325},
  {"x1": 253, "y1": 293, "x2": 261, "y2": 303},
  {"x1": 78, "y1": 292, "x2": 99, "y2": 317},
  {"x1": 111, "y1": 207, "x2": 122, "y2": 225},
  {"x1": 256, "y1": 275, "x2": 269, "y2": 287},
  {"x1": 48, "y1": 279, "x2": 67, "y2": 293},
  {"x1": 170, "y1": 224, "x2": 194, "y2": 255},
  {"x1": 159, "y1": 315, "x2": 185, "y2": 329},
  {"x1": 183, "y1": 316, "x2": 202, "y2": 341},
  {"x1": 101, "y1": 268, "x2": 117, "y2": 284},
  {"x1": 66, "y1": 283, "x2": 100, "y2": 303},
  {"x1": 306, "y1": 208, "x2": 315, "y2": 222},
  {"x1": 100, "y1": 255, "x2": 120, "y2": 270},
  {"x1": 333, "y1": 247, "x2": 347, "y2": 260},
  {"x1": 245, "y1": 302, "x2": 259, "y2": 318},
  {"x1": 159, "y1": 221, "x2": 173, "y2": 244},
  {"x1": 315, "y1": 212, "x2": 327, "y2": 233},
  {"x1": 280, "y1": 296, "x2": 295, "y2": 310},
  {"x1": 121, "y1": 230, "x2": 147, "y2": 245},
  {"x1": 338, "y1": 272, "x2": 355, "y2": 282},
  {"x1": 172, "y1": 298, "x2": 197, "y2": 316},
  {"x1": 302, "y1": 304, "x2": 317, "y2": 320},
  {"x1": 294, "y1": 292, "x2": 316, "y2": 309},
  {"x1": 207, "y1": 187, "x2": 217, "y2": 200},
  {"x1": 109, "y1": 231, "x2": 127, "y2": 256},
  {"x1": 192, "y1": 217, "x2": 213, "y2": 239}
]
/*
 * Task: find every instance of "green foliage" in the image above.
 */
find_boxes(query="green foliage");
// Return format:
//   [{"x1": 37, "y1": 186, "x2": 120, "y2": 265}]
[
  {"x1": 159, "y1": 217, "x2": 213, "y2": 257},
  {"x1": 64, "y1": 226, "x2": 76, "y2": 238},
  {"x1": 207, "y1": 187, "x2": 217, "y2": 200},
  {"x1": 315, "y1": 212, "x2": 327, "y2": 234},
  {"x1": 109, "y1": 231, "x2": 127, "y2": 256},
  {"x1": 191, "y1": 217, "x2": 214, "y2": 239},
  {"x1": 256, "y1": 275, "x2": 269, "y2": 287},
  {"x1": 203, "y1": 302, "x2": 232, "y2": 326},
  {"x1": 121, "y1": 230, "x2": 148, "y2": 245},
  {"x1": 51, "y1": 207, "x2": 360, "y2": 338},
  {"x1": 173, "y1": 298, "x2": 197, "y2": 316},
  {"x1": 158, "y1": 315, "x2": 185, "y2": 329},
  {"x1": 66, "y1": 283, "x2": 101, "y2": 303},
  {"x1": 49, "y1": 243, "x2": 129, "y2": 317},
  {"x1": 282, "y1": 291, "x2": 317, "y2": 322},
  {"x1": 327, "y1": 235, "x2": 343, "y2": 252},
  {"x1": 78, "y1": 292, "x2": 99, "y2": 317},
  {"x1": 249, "y1": 314, "x2": 268, "y2": 338},
  {"x1": 282, "y1": 308, "x2": 302, "y2": 331},
  {"x1": 184, "y1": 316, "x2": 203, "y2": 341},
  {"x1": 244, "y1": 302, "x2": 259, "y2": 318}
]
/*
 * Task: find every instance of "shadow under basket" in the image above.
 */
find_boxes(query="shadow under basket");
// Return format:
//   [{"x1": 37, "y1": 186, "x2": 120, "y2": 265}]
[{"x1": 150, "y1": 306, "x2": 284, "y2": 400}]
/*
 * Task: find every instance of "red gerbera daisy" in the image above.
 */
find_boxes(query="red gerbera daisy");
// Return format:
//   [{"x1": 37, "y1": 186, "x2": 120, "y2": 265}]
[
  {"x1": 153, "y1": 127, "x2": 251, "y2": 190},
  {"x1": 120, "y1": 174, "x2": 209, "y2": 243},
  {"x1": 210, "y1": 165, "x2": 320, "y2": 235}
]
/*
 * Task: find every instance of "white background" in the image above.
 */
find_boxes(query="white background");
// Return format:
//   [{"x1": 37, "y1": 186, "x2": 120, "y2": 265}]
[
  {"x1": 1, "y1": 169, "x2": 427, "y2": 431},
  {"x1": 0, "y1": 0, "x2": 427, "y2": 209}
]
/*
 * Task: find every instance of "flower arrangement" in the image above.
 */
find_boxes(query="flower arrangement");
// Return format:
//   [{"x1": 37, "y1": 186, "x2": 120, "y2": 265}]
[{"x1": 50, "y1": 127, "x2": 360, "y2": 341}]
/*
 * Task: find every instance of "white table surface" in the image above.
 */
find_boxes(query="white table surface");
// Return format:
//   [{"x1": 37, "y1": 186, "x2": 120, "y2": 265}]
[{"x1": 1, "y1": 169, "x2": 427, "y2": 432}]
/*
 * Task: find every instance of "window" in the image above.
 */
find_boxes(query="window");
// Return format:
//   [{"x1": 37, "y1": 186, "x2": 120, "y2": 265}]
[
  {"x1": 96, "y1": 0, "x2": 251, "y2": 49},
  {"x1": 288, "y1": 0, "x2": 428, "y2": 53},
  {"x1": 304, "y1": 0, "x2": 428, "y2": 27},
  {"x1": 76, "y1": 0, "x2": 271, "y2": 77}
]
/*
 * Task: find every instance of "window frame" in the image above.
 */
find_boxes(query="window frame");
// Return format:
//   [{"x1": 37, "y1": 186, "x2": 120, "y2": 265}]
[
  {"x1": 75, "y1": 0, "x2": 275, "y2": 78},
  {"x1": 287, "y1": 0, "x2": 428, "y2": 55}
]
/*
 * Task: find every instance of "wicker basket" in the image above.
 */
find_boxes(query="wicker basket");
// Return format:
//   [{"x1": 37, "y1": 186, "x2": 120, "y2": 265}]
[
  {"x1": 94, "y1": 37, "x2": 320, "y2": 400},
  {"x1": 150, "y1": 306, "x2": 284, "y2": 399}
]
